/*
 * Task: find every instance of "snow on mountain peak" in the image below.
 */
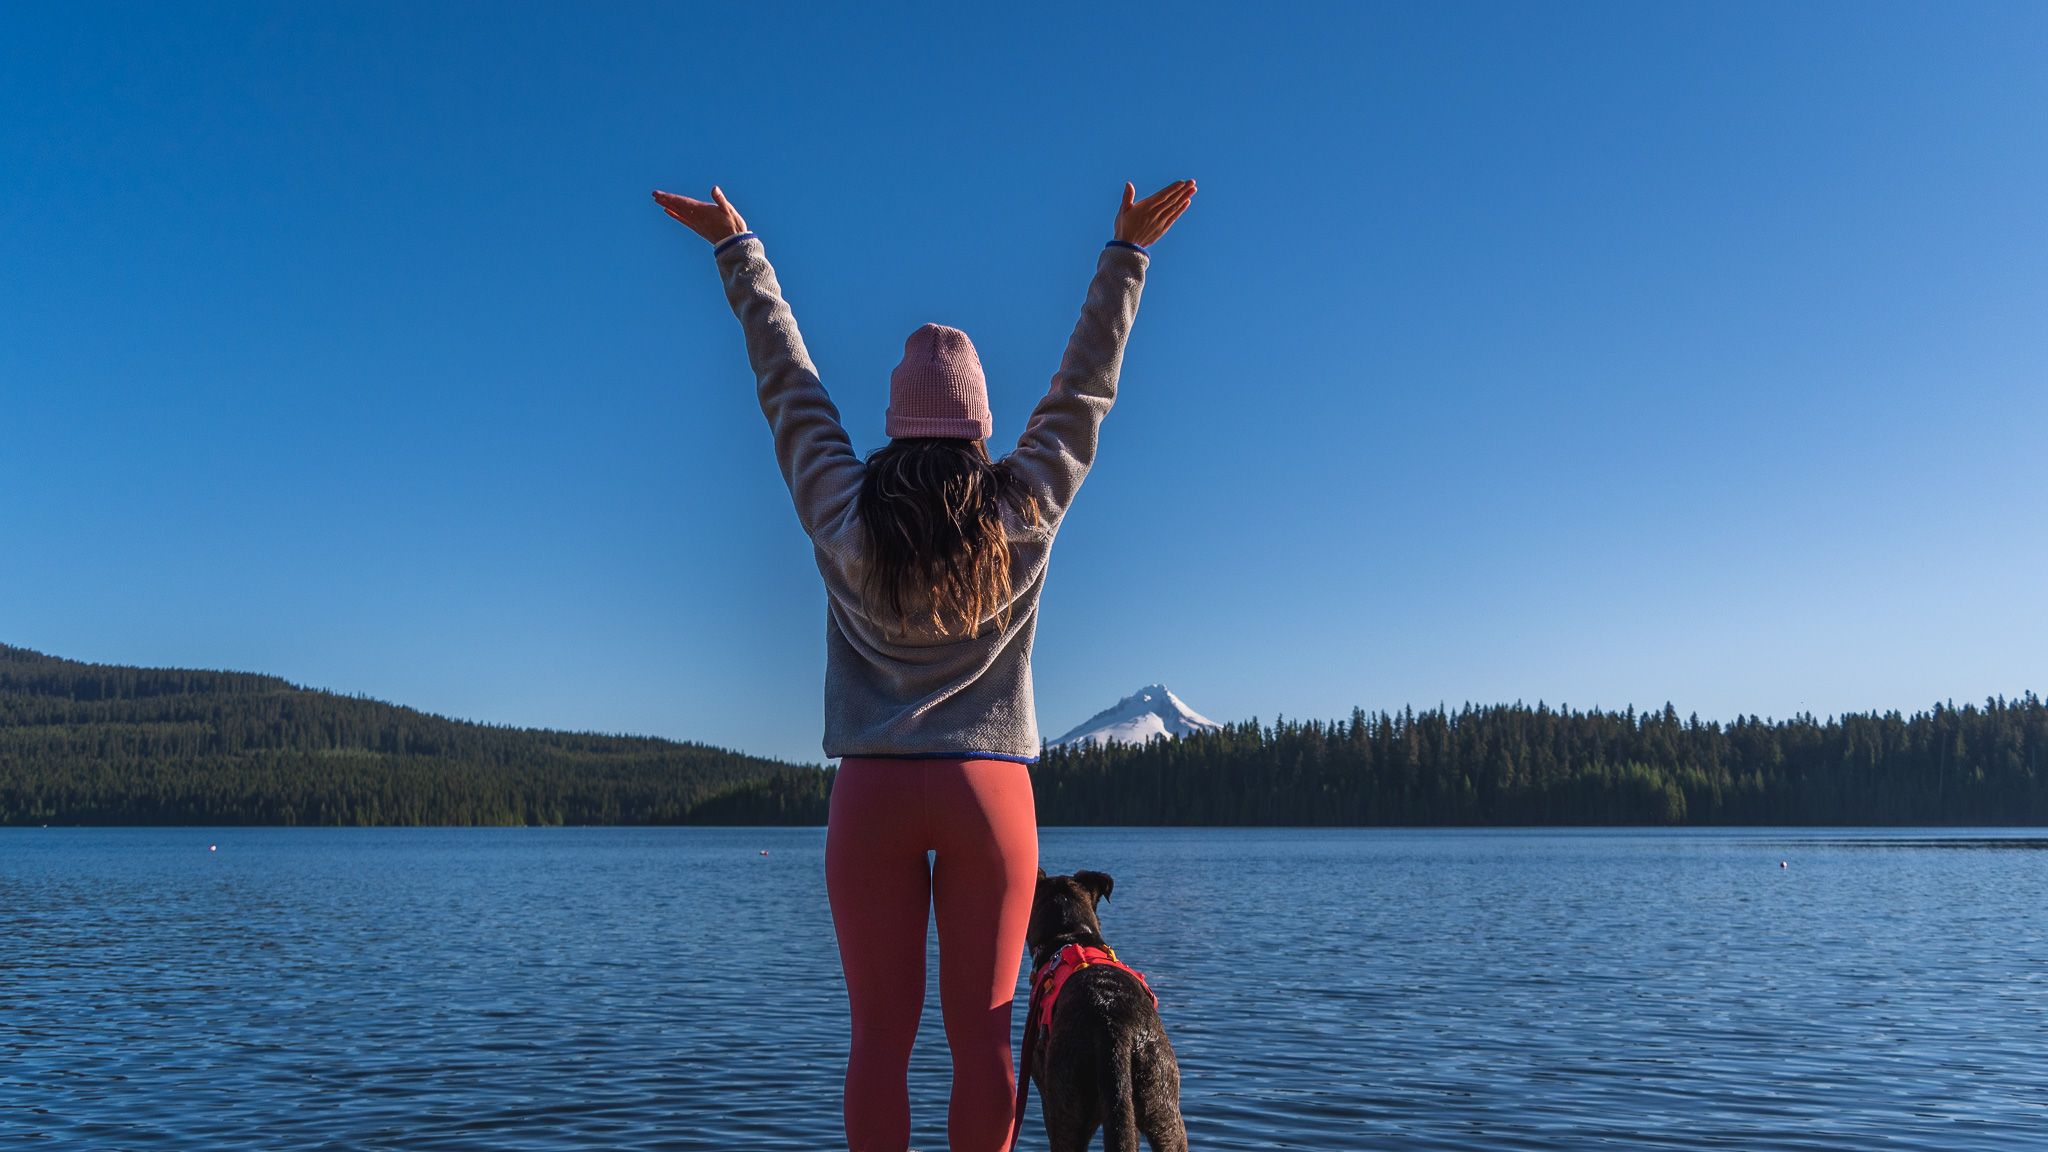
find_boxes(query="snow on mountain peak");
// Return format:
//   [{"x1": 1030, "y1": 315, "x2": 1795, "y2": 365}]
[{"x1": 1049, "y1": 685, "x2": 1222, "y2": 749}]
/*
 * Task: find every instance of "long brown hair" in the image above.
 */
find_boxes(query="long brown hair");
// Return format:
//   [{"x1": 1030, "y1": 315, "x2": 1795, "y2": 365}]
[{"x1": 859, "y1": 438, "x2": 1040, "y2": 638}]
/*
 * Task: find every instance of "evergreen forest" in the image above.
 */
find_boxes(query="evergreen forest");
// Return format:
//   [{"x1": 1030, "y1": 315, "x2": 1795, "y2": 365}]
[
  {"x1": 0, "y1": 644, "x2": 809, "y2": 826},
  {"x1": 677, "y1": 696, "x2": 2048, "y2": 827},
  {"x1": 6, "y1": 642, "x2": 2042, "y2": 826},
  {"x1": 1029, "y1": 698, "x2": 2048, "y2": 826}
]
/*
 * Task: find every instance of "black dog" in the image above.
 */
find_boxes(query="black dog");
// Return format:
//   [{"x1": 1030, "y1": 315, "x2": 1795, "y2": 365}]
[{"x1": 1019, "y1": 869, "x2": 1187, "y2": 1152}]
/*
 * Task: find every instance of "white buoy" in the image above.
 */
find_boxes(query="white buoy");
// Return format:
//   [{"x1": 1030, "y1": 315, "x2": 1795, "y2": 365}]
[
  {"x1": 760, "y1": 850, "x2": 770, "y2": 855},
  {"x1": 210, "y1": 845, "x2": 217, "y2": 851},
  {"x1": 1780, "y1": 861, "x2": 1787, "y2": 868}
]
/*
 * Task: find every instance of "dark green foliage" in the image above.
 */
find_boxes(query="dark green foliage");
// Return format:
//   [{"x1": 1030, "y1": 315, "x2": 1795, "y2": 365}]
[
  {"x1": 685, "y1": 767, "x2": 836, "y2": 825},
  {"x1": 0, "y1": 644, "x2": 811, "y2": 826},
  {"x1": 1031, "y1": 697, "x2": 2048, "y2": 826},
  {"x1": 12, "y1": 642, "x2": 2039, "y2": 827}
]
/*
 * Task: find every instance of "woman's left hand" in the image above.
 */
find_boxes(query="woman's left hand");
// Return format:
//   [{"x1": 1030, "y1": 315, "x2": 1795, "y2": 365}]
[{"x1": 653, "y1": 186, "x2": 749, "y2": 245}]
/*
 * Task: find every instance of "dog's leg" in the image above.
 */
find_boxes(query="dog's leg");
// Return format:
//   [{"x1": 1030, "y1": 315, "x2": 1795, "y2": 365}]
[
  {"x1": 1136, "y1": 1046, "x2": 1188, "y2": 1152},
  {"x1": 1139, "y1": 1108, "x2": 1188, "y2": 1152},
  {"x1": 1044, "y1": 1115, "x2": 1099, "y2": 1152},
  {"x1": 1039, "y1": 1076, "x2": 1102, "y2": 1152},
  {"x1": 1099, "y1": 1043, "x2": 1141, "y2": 1152}
]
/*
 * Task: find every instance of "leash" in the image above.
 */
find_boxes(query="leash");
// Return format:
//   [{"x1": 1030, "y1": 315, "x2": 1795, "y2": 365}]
[{"x1": 1006, "y1": 962, "x2": 1050, "y2": 1152}]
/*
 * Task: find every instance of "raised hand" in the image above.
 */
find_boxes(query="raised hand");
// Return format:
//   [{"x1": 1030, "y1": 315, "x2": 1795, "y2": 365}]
[
  {"x1": 1114, "y1": 179, "x2": 1196, "y2": 247},
  {"x1": 652, "y1": 186, "x2": 749, "y2": 245}
]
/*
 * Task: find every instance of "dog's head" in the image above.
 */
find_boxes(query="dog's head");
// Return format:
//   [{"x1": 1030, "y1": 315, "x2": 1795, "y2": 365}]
[{"x1": 1026, "y1": 868, "x2": 1115, "y2": 960}]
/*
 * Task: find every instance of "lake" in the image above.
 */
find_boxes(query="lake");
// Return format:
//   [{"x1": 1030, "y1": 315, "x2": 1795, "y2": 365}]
[{"x1": 4, "y1": 826, "x2": 2045, "y2": 1150}]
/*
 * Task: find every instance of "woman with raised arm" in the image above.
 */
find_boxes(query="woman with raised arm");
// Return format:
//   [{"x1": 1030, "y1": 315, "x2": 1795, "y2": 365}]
[{"x1": 653, "y1": 178, "x2": 1194, "y2": 1152}]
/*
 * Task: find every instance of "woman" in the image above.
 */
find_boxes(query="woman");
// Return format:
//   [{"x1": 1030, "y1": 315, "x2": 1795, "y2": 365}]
[{"x1": 654, "y1": 178, "x2": 1195, "y2": 1152}]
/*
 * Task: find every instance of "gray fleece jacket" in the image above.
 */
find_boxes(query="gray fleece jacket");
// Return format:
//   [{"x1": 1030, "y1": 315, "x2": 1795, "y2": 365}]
[{"x1": 713, "y1": 235, "x2": 1150, "y2": 760}]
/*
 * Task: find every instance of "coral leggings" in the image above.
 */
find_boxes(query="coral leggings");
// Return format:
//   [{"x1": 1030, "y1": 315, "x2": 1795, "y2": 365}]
[{"x1": 826, "y1": 756, "x2": 1039, "y2": 1152}]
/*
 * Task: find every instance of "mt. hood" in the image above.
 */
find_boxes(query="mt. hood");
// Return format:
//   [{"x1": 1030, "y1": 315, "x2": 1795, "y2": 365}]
[{"x1": 1050, "y1": 685, "x2": 1222, "y2": 749}]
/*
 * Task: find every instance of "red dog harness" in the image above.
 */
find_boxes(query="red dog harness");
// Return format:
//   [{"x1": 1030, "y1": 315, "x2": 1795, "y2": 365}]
[
  {"x1": 1006, "y1": 944, "x2": 1159, "y2": 1151},
  {"x1": 1030, "y1": 943, "x2": 1158, "y2": 1038}
]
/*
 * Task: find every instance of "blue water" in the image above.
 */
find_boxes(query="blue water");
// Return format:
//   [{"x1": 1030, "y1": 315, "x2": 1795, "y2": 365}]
[{"x1": 4, "y1": 827, "x2": 2045, "y2": 1150}]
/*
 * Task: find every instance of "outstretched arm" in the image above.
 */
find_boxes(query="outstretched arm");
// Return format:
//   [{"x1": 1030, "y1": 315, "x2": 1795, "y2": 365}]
[
  {"x1": 1008, "y1": 180, "x2": 1196, "y2": 518},
  {"x1": 655, "y1": 187, "x2": 863, "y2": 542}
]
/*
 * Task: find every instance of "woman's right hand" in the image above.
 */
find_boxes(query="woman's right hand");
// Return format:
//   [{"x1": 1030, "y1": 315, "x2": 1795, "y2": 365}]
[
  {"x1": 652, "y1": 186, "x2": 749, "y2": 245},
  {"x1": 1114, "y1": 179, "x2": 1196, "y2": 247}
]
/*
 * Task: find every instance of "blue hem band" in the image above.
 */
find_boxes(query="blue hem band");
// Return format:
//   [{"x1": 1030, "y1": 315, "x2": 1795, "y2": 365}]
[
  {"x1": 1105, "y1": 239, "x2": 1148, "y2": 254},
  {"x1": 838, "y1": 751, "x2": 1039, "y2": 765},
  {"x1": 713, "y1": 231, "x2": 758, "y2": 255}
]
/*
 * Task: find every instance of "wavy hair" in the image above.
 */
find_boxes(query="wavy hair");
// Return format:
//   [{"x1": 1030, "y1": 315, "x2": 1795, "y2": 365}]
[{"x1": 858, "y1": 438, "x2": 1040, "y2": 638}]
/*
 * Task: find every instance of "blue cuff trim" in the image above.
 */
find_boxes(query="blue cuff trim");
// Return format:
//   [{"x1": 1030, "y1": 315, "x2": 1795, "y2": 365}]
[
  {"x1": 713, "y1": 231, "x2": 758, "y2": 255},
  {"x1": 1105, "y1": 239, "x2": 1148, "y2": 254}
]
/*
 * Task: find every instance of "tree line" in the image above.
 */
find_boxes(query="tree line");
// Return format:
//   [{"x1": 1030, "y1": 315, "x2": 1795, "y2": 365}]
[
  {"x1": 1028, "y1": 696, "x2": 2048, "y2": 826},
  {"x1": 9, "y1": 643, "x2": 2041, "y2": 826},
  {"x1": 590, "y1": 693, "x2": 2048, "y2": 827},
  {"x1": 0, "y1": 643, "x2": 808, "y2": 826}
]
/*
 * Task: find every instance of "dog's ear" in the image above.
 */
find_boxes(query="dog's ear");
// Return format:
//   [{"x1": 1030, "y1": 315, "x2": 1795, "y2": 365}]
[
  {"x1": 1036, "y1": 867, "x2": 1047, "y2": 882},
  {"x1": 1073, "y1": 870, "x2": 1114, "y2": 905}
]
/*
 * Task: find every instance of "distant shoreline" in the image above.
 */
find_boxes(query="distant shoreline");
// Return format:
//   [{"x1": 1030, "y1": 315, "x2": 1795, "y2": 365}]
[{"x1": 5, "y1": 643, "x2": 2041, "y2": 827}]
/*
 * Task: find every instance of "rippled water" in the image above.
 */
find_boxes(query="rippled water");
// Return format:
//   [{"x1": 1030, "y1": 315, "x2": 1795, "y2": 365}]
[{"x1": 4, "y1": 826, "x2": 2046, "y2": 1150}]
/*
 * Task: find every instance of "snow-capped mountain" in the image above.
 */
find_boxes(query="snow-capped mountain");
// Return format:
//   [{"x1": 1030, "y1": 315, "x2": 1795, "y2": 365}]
[{"x1": 1049, "y1": 685, "x2": 1222, "y2": 749}]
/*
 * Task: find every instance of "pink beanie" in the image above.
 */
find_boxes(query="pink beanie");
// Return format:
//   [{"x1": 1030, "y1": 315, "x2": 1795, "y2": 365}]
[{"x1": 886, "y1": 323, "x2": 992, "y2": 440}]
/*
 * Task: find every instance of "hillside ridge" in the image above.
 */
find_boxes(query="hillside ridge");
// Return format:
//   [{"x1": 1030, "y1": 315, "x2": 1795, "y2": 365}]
[{"x1": 0, "y1": 642, "x2": 805, "y2": 826}]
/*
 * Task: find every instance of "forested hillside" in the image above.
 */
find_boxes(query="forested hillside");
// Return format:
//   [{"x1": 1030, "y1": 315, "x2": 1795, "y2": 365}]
[
  {"x1": 1031, "y1": 697, "x2": 2048, "y2": 826},
  {"x1": 9, "y1": 642, "x2": 2040, "y2": 826},
  {"x1": 0, "y1": 644, "x2": 808, "y2": 825}
]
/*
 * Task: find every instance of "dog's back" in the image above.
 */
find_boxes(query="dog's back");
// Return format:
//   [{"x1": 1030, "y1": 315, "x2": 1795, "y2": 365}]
[
  {"x1": 1035, "y1": 963, "x2": 1186, "y2": 1152},
  {"x1": 1024, "y1": 870, "x2": 1187, "y2": 1152}
]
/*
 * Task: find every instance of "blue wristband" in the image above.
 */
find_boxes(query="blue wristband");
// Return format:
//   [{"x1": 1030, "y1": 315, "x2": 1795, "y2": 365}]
[
  {"x1": 713, "y1": 231, "x2": 758, "y2": 255},
  {"x1": 1105, "y1": 239, "x2": 1148, "y2": 254}
]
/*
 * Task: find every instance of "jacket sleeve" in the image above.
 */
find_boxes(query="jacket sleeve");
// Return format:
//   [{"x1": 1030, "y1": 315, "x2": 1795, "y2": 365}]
[
  {"x1": 1005, "y1": 244, "x2": 1149, "y2": 521},
  {"x1": 714, "y1": 236, "x2": 865, "y2": 542}
]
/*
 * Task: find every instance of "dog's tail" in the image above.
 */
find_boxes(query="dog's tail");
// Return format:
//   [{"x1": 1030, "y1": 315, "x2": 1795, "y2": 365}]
[{"x1": 1100, "y1": 1035, "x2": 1141, "y2": 1152}]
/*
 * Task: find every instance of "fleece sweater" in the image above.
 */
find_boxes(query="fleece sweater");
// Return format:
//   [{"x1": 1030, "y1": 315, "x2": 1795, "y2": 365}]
[{"x1": 713, "y1": 236, "x2": 1149, "y2": 760}]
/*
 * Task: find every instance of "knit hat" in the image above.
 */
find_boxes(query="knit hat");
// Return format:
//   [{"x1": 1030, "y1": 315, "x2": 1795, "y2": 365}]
[{"x1": 886, "y1": 323, "x2": 993, "y2": 439}]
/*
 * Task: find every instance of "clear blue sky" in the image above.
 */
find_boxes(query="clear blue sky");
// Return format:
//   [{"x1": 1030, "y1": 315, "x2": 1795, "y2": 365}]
[{"x1": 4, "y1": 3, "x2": 2043, "y2": 764}]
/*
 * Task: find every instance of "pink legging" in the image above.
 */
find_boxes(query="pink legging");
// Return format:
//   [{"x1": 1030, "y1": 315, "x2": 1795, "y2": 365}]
[{"x1": 826, "y1": 756, "x2": 1039, "y2": 1152}]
